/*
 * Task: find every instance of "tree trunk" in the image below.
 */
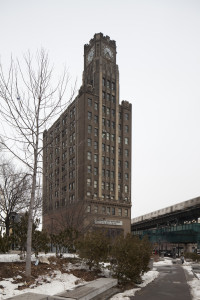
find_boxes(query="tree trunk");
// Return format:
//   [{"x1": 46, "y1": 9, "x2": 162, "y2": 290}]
[
  {"x1": 25, "y1": 154, "x2": 38, "y2": 278},
  {"x1": 5, "y1": 218, "x2": 10, "y2": 236}
]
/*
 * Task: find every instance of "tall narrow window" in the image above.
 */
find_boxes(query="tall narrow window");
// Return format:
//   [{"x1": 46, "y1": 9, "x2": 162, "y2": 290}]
[
  {"x1": 88, "y1": 111, "x2": 92, "y2": 120},
  {"x1": 87, "y1": 152, "x2": 92, "y2": 160}
]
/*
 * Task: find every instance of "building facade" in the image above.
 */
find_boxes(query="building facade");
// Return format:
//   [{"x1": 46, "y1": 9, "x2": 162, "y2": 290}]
[{"x1": 43, "y1": 33, "x2": 132, "y2": 236}]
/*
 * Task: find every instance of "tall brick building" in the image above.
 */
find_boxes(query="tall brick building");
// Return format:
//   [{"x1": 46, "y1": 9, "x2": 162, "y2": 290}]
[{"x1": 43, "y1": 33, "x2": 132, "y2": 236}]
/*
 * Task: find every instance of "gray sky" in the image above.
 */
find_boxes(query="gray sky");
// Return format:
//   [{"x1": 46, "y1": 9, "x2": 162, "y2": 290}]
[{"x1": 0, "y1": 0, "x2": 200, "y2": 217}]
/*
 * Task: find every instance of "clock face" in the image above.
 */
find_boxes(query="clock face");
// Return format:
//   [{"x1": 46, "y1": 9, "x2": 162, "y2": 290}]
[
  {"x1": 103, "y1": 45, "x2": 114, "y2": 60},
  {"x1": 87, "y1": 47, "x2": 95, "y2": 64}
]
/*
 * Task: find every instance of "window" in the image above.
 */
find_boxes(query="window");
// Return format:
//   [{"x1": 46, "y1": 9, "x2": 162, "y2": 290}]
[
  {"x1": 106, "y1": 182, "x2": 110, "y2": 190},
  {"x1": 94, "y1": 115, "x2": 98, "y2": 123},
  {"x1": 118, "y1": 136, "x2": 121, "y2": 143},
  {"x1": 88, "y1": 125, "x2": 92, "y2": 133},
  {"x1": 107, "y1": 93, "x2": 110, "y2": 101},
  {"x1": 87, "y1": 165, "x2": 92, "y2": 173},
  {"x1": 111, "y1": 171, "x2": 114, "y2": 179},
  {"x1": 125, "y1": 149, "x2": 129, "y2": 157},
  {"x1": 118, "y1": 124, "x2": 121, "y2": 131},
  {"x1": 102, "y1": 169, "x2": 105, "y2": 176},
  {"x1": 94, "y1": 102, "x2": 98, "y2": 110},
  {"x1": 94, "y1": 193, "x2": 97, "y2": 198},
  {"x1": 106, "y1": 170, "x2": 110, "y2": 178},
  {"x1": 94, "y1": 128, "x2": 98, "y2": 136},
  {"x1": 111, "y1": 146, "x2": 115, "y2": 154},
  {"x1": 125, "y1": 125, "x2": 129, "y2": 133},
  {"x1": 103, "y1": 91, "x2": 106, "y2": 99},
  {"x1": 106, "y1": 157, "x2": 110, "y2": 165},
  {"x1": 111, "y1": 109, "x2": 115, "y2": 117},
  {"x1": 88, "y1": 111, "x2": 92, "y2": 120},
  {"x1": 87, "y1": 205, "x2": 91, "y2": 213},
  {"x1": 125, "y1": 173, "x2": 129, "y2": 180},
  {"x1": 102, "y1": 156, "x2": 105, "y2": 164},
  {"x1": 111, "y1": 183, "x2": 114, "y2": 192},
  {"x1": 125, "y1": 137, "x2": 129, "y2": 145},
  {"x1": 118, "y1": 172, "x2": 121, "y2": 179},
  {"x1": 102, "y1": 143, "x2": 105, "y2": 151},
  {"x1": 119, "y1": 112, "x2": 122, "y2": 119},
  {"x1": 112, "y1": 207, "x2": 115, "y2": 215},
  {"x1": 102, "y1": 181, "x2": 105, "y2": 190},
  {"x1": 111, "y1": 159, "x2": 115, "y2": 166},
  {"x1": 94, "y1": 154, "x2": 98, "y2": 162},
  {"x1": 112, "y1": 95, "x2": 115, "y2": 103},
  {"x1": 94, "y1": 206, "x2": 98, "y2": 213},
  {"x1": 111, "y1": 121, "x2": 115, "y2": 129},
  {"x1": 125, "y1": 185, "x2": 128, "y2": 193},
  {"x1": 102, "y1": 118, "x2": 106, "y2": 126},
  {"x1": 107, "y1": 120, "x2": 110, "y2": 127},
  {"x1": 118, "y1": 160, "x2": 121, "y2": 167},
  {"x1": 88, "y1": 98, "x2": 92, "y2": 106},
  {"x1": 118, "y1": 208, "x2": 122, "y2": 216},
  {"x1": 106, "y1": 145, "x2": 110, "y2": 153},
  {"x1": 118, "y1": 184, "x2": 121, "y2": 192},
  {"x1": 102, "y1": 206, "x2": 106, "y2": 214},
  {"x1": 103, "y1": 78, "x2": 106, "y2": 86},
  {"x1": 125, "y1": 161, "x2": 129, "y2": 168},
  {"x1": 106, "y1": 107, "x2": 110, "y2": 115},
  {"x1": 102, "y1": 105, "x2": 106, "y2": 114},
  {"x1": 94, "y1": 180, "x2": 98, "y2": 189},
  {"x1": 112, "y1": 82, "x2": 115, "y2": 90},
  {"x1": 107, "y1": 80, "x2": 110, "y2": 88},
  {"x1": 87, "y1": 191, "x2": 91, "y2": 196},
  {"x1": 87, "y1": 178, "x2": 91, "y2": 186},
  {"x1": 94, "y1": 141, "x2": 98, "y2": 150},
  {"x1": 118, "y1": 148, "x2": 121, "y2": 155},
  {"x1": 87, "y1": 152, "x2": 92, "y2": 160},
  {"x1": 102, "y1": 131, "x2": 106, "y2": 139},
  {"x1": 106, "y1": 132, "x2": 110, "y2": 140},
  {"x1": 125, "y1": 209, "x2": 128, "y2": 217},
  {"x1": 125, "y1": 113, "x2": 129, "y2": 120},
  {"x1": 88, "y1": 138, "x2": 92, "y2": 147},
  {"x1": 107, "y1": 207, "x2": 110, "y2": 215},
  {"x1": 94, "y1": 167, "x2": 98, "y2": 176}
]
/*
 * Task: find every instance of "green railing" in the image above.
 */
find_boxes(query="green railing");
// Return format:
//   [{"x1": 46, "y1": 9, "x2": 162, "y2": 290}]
[{"x1": 132, "y1": 223, "x2": 200, "y2": 244}]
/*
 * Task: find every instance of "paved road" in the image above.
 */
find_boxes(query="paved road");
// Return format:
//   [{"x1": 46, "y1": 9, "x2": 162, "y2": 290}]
[{"x1": 130, "y1": 264, "x2": 192, "y2": 300}]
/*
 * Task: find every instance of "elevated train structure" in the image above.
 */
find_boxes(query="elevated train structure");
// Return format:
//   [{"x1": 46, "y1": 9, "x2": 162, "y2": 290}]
[{"x1": 131, "y1": 196, "x2": 200, "y2": 253}]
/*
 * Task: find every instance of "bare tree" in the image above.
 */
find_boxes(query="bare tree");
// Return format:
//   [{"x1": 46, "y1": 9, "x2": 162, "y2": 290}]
[
  {"x1": 0, "y1": 49, "x2": 74, "y2": 277},
  {"x1": 0, "y1": 159, "x2": 30, "y2": 235},
  {"x1": 44, "y1": 201, "x2": 95, "y2": 236}
]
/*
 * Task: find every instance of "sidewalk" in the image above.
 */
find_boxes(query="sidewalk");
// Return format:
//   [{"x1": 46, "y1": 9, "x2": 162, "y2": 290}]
[{"x1": 129, "y1": 264, "x2": 192, "y2": 300}]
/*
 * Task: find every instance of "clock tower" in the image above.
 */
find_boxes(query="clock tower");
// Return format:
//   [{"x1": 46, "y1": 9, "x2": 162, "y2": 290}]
[
  {"x1": 43, "y1": 33, "x2": 132, "y2": 237},
  {"x1": 81, "y1": 33, "x2": 120, "y2": 202}
]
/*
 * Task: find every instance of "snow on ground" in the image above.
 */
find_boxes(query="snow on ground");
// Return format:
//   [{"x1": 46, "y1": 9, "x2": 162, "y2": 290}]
[
  {"x1": 2, "y1": 255, "x2": 195, "y2": 300},
  {"x1": 0, "y1": 253, "x2": 76, "y2": 263},
  {"x1": 183, "y1": 265, "x2": 200, "y2": 300},
  {"x1": 0, "y1": 271, "x2": 80, "y2": 299},
  {"x1": 110, "y1": 270, "x2": 159, "y2": 300},
  {"x1": 153, "y1": 258, "x2": 173, "y2": 266},
  {"x1": 0, "y1": 253, "x2": 81, "y2": 300}
]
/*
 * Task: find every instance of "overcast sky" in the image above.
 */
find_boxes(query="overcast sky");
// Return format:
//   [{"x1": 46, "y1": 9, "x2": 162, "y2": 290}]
[{"x1": 0, "y1": 0, "x2": 200, "y2": 218}]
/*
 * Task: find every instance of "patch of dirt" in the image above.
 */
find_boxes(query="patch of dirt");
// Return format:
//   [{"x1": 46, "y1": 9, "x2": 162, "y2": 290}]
[{"x1": 0, "y1": 256, "x2": 102, "y2": 289}]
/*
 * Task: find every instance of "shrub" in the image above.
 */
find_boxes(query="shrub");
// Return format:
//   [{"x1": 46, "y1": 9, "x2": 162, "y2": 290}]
[
  {"x1": 185, "y1": 252, "x2": 200, "y2": 262},
  {"x1": 110, "y1": 234, "x2": 152, "y2": 284},
  {"x1": 0, "y1": 234, "x2": 12, "y2": 253},
  {"x1": 76, "y1": 230, "x2": 110, "y2": 270},
  {"x1": 32, "y1": 230, "x2": 50, "y2": 256}
]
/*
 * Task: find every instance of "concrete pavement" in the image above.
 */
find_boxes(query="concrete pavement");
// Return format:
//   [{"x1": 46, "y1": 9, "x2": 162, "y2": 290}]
[{"x1": 130, "y1": 264, "x2": 192, "y2": 300}]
